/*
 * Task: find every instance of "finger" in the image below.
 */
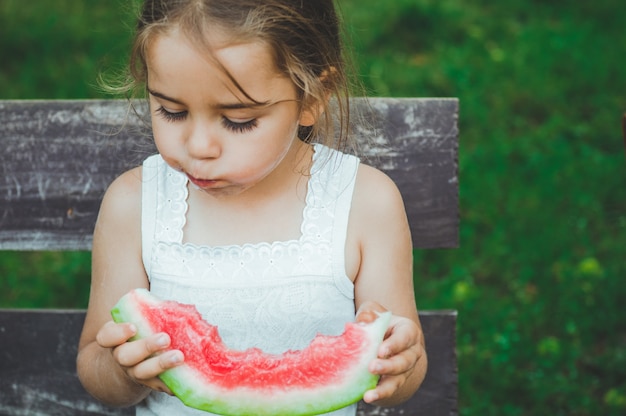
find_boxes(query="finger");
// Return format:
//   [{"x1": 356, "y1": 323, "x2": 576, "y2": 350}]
[
  {"x1": 355, "y1": 301, "x2": 388, "y2": 324},
  {"x1": 378, "y1": 317, "x2": 422, "y2": 359},
  {"x1": 96, "y1": 321, "x2": 137, "y2": 348},
  {"x1": 363, "y1": 374, "x2": 404, "y2": 403},
  {"x1": 369, "y1": 346, "x2": 418, "y2": 377},
  {"x1": 151, "y1": 378, "x2": 175, "y2": 396},
  {"x1": 113, "y1": 333, "x2": 172, "y2": 367},
  {"x1": 131, "y1": 376, "x2": 175, "y2": 396},
  {"x1": 128, "y1": 349, "x2": 184, "y2": 382},
  {"x1": 369, "y1": 328, "x2": 423, "y2": 378}
]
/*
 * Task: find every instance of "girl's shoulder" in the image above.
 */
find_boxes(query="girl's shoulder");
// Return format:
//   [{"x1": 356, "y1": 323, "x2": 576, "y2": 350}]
[
  {"x1": 103, "y1": 166, "x2": 143, "y2": 203},
  {"x1": 354, "y1": 163, "x2": 405, "y2": 214},
  {"x1": 97, "y1": 166, "x2": 143, "y2": 229},
  {"x1": 351, "y1": 162, "x2": 408, "y2": 238}
]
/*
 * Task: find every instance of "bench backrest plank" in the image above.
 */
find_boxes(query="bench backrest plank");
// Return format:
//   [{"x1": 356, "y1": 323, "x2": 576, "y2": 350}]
[
  {"x1": 0, "y1": 97, "x2": 459, "y2": 416},
  {"x1": 0, "y1": 98, "x2": 459, "y2": 251}
]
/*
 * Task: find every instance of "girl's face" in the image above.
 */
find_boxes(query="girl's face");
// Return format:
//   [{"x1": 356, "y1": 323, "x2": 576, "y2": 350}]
[{"x1": 146, "y1": 29, "x2": 315, "y2": 198}]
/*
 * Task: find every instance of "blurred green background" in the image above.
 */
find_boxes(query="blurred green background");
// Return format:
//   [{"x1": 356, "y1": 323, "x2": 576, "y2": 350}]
[{"x1": 1, "y1": 0, "x2": 625, "y2": 414}]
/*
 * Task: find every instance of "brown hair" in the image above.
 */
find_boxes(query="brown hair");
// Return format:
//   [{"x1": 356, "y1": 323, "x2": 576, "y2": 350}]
[{"x1": 115, "y1": 0, "x2": 357, "y2": 152}]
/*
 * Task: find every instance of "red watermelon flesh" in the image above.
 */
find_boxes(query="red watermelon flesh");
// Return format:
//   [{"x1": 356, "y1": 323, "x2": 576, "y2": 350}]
[{"x1": 111, "y1": 289, "x2": 391, "y2": 416}]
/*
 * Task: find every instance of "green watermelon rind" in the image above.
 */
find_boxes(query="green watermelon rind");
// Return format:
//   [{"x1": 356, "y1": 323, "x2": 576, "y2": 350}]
[{"x1": 111, "y1": 289, "x2": 391, "y2": 416}]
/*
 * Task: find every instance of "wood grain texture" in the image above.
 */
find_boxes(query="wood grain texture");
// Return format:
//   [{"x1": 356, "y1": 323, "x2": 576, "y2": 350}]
[
  {"x1": 0, "y1": 309, "x2": 456, "y2": 416},
  {"x1": 0, "y1": 98, "x2": 458, "y2": 250}
]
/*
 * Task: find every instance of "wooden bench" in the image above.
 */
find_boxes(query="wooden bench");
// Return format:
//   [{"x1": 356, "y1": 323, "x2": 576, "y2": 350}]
[{"x1": 0, "y1": 98, "x2": 459, "y2": 416}]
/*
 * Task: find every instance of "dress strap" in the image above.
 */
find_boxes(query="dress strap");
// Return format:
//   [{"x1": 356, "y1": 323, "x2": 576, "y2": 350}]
[
  {"x1": 141, "y1": 155, "x2": 160, "y2": 280},
  {"x1": 314, "y1": 145, "x2": 360, "y2": 296}
]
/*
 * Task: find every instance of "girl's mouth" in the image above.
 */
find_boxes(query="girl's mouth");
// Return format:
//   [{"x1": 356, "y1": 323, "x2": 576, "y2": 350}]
[{"x1": 187, "y1": 174, "x2": 219, "y2": 189}]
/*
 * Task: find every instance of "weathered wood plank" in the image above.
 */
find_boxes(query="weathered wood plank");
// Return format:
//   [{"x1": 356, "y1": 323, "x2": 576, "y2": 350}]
[
  {"x1": 0, "y1": 309, "x2": 456, "y2": 416},
  {"x1": 0, "y1": 98, "x2": 458, "y2": 251}
]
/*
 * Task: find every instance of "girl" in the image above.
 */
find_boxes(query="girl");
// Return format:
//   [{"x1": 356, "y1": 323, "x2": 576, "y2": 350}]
[{"x1": 77, "y1": 1, "x2": 427, "y2": 415}]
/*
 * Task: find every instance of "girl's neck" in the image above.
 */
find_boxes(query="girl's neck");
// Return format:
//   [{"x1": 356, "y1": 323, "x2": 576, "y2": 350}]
[{"x1": 182, "y1": 141, "x2": 314, "y2": 247}]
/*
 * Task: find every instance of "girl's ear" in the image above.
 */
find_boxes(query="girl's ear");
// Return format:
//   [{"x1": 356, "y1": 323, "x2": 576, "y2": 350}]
[
  {"x1": 298, "y1": 67, "x2": 336, "y2": 127},
  {"x1": 299, "y1": 100, "x2": 325, "y2": 127}
]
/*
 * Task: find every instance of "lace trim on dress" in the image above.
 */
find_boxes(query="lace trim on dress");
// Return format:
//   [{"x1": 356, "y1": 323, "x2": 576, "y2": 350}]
[
  {"x1": 155, "y1": 147, "x2": 338, "y2": 254},
  {"x1": 145, "y1": 144, "x2": 357, "y2": 299}
]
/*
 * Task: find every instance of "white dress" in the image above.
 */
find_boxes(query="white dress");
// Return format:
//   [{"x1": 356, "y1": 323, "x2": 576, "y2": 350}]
[{"x1": 138, "y1": 144, "x2": 360, "y2": 416}]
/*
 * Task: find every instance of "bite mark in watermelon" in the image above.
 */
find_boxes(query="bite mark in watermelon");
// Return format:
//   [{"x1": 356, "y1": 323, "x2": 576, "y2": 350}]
[{"x1": 111, "y1": 289, "x2": 391, "y2": 416}]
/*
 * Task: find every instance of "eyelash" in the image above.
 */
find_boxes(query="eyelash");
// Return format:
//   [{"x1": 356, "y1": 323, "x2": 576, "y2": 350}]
[
  {"x1": 156, "y1": 107, "x2": 187, "y2": 123},
  {"x1": 155, "y1": 106, "x2": 258, "y2": 133},
  {"x1": 222, "y1": 117, "x2": 258, "y2": 133}
]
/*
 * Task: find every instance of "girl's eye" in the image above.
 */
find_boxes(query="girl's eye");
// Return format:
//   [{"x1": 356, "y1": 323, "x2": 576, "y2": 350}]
[
  {"x1": 155, "y1": 106, "x2": 257, "y2": 133},
  {"x1": 222, "y1": 117, "x2": 258, "y2": 134},
  {"x1": 156, "y1": 106, "x2": 187, "y2": 122}
]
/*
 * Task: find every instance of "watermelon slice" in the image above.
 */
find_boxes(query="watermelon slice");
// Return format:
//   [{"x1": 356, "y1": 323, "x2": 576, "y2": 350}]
[{"x1": 111, "y1": 289, "x2": 391, "y2": 416}]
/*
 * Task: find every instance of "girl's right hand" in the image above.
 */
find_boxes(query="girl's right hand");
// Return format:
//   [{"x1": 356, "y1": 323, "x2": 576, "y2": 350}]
[{"x1": 95, "y1": 321, "x2": 184, "y2": 395}]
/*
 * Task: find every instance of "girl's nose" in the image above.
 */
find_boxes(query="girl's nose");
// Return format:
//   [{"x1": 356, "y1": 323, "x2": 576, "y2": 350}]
[{"x1": 186, "y1": 118, "x2": 221, "y2": 160}]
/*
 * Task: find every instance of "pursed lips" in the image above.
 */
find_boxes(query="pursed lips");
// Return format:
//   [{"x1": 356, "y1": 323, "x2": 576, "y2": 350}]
[{"x1": 187, "y1": 173, "x2": 220, "y2": 189}]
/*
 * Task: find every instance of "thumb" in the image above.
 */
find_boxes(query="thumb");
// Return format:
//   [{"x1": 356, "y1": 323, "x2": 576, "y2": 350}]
[{"x1": 355, "y1": 301, "x2": 388, "y2": 324}]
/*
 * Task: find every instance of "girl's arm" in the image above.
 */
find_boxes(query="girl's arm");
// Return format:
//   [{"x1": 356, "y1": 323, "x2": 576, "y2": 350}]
[
  {"x1": 349, "y1": 164, "x2": 428, "y2": 406},
  {"x1": 76, "y1": 168, "x2": 181, "y2": 406}
]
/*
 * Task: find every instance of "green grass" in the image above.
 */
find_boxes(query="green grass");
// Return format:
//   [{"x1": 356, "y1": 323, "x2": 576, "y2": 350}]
[{"x1": 1, "y1": 0, "x2": 625, "y2": 414}]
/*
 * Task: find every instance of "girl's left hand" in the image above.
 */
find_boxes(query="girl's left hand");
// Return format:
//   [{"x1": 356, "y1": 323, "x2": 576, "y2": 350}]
[{"x1": 355, "y1": 301, "x2": 426, "y2": 404}]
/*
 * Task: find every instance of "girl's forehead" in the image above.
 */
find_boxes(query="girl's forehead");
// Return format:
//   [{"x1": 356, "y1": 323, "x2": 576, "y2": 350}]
[
  {"x1": 145, "y1": 29, "x2": 296, "y2": 104},
  {"x1": 148, "y1": 27, "x2": 275, "y2": 71}
]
